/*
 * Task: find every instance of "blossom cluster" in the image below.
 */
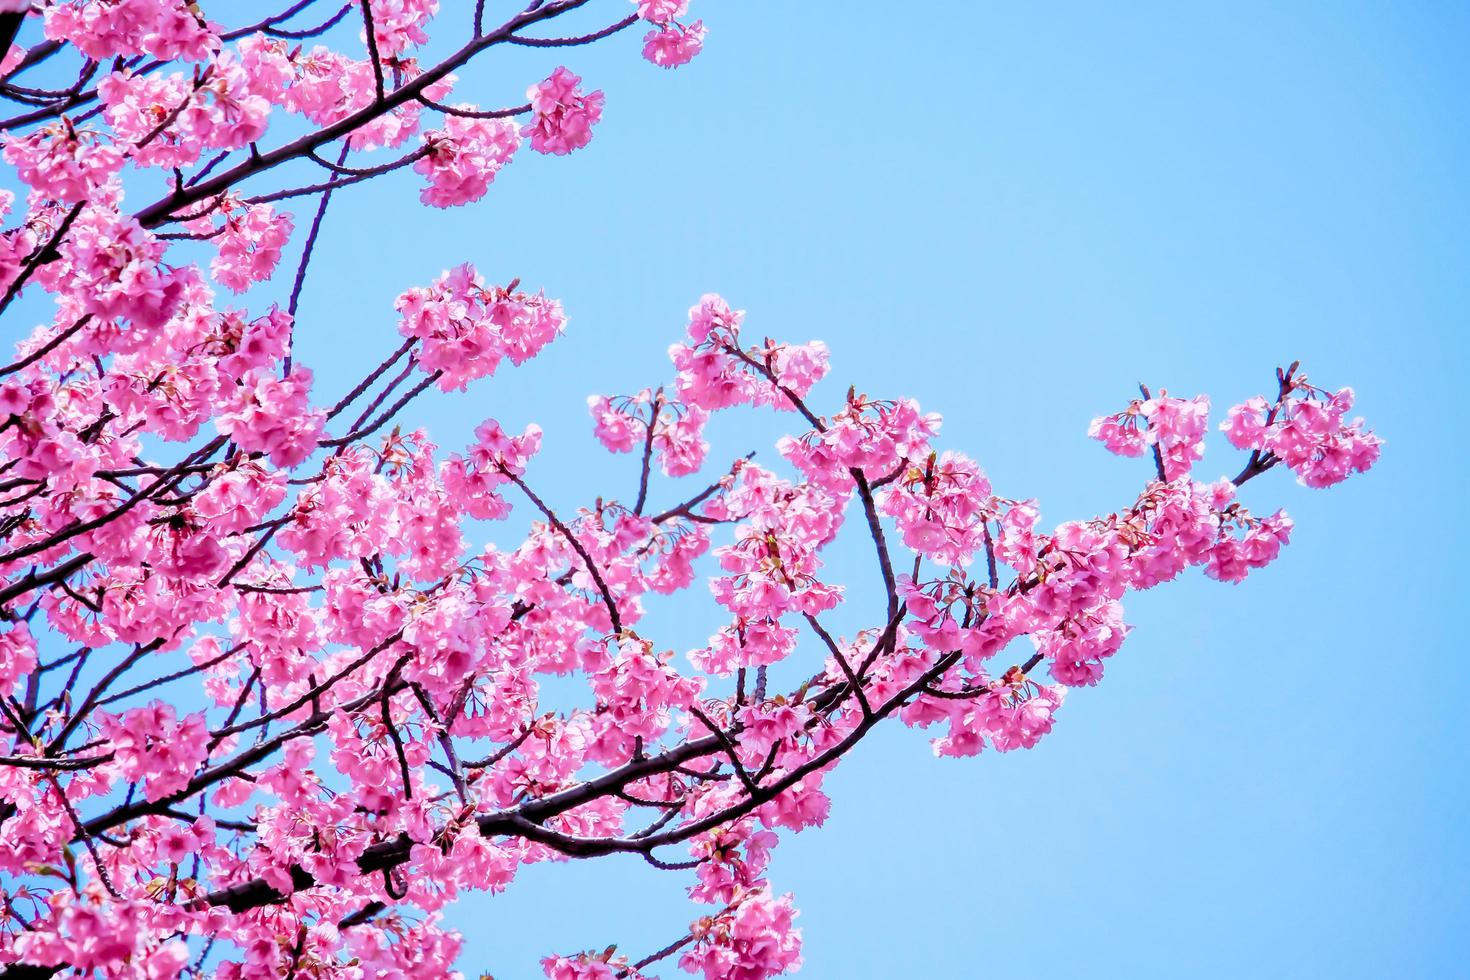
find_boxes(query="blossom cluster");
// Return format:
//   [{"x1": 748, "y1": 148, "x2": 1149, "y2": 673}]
[
  {"x1": 97, "y1": 702, "x2": 211, "y2": 801},
  {"x1": 1092, "y1": 374, "x2": 1381, "y2": 491},
  {"x1": 1221, "y1": 381, "x2": 1382, "y2": 487},
  {"x1": 524, "y1": 67, "x2": 605, "y2": 156},
  {"x1": 416, "y1": 114, "x2": 522, "y2": 207},
  {"x1": 0, "y1": 4, "x2": 1373, "y2": 978},
  {"x1": 1089, "y1": 390, "x2": 1212, "y2": 480},
  {"x1": 634, "y1": 0, "x2": 707, "y2": 68},
  {"x1": 0, "y1": 278, "x2": 1378, "y2": 980},
  {"x1": 588, "y1": 389, "x2": 711, "y2": 476},
  {"x1": 186, "y1": 196, "x2": 295, "y2": 293},
  {"x1": 44, "y1": 0, "x2": 218, "y2": 62},
  {"x1": 395, "y1": 263, "x2": 567, "y2": 390}
]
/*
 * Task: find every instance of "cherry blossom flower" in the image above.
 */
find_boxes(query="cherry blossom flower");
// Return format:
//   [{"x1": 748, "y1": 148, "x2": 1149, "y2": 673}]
[{"x1": 524, "y1": 67, "x2": 605, "y2": 155}]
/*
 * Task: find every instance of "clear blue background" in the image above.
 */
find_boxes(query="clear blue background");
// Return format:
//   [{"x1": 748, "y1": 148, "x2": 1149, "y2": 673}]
[{"x1": 29, "y1": 1, "x2": 1470, "y2": 976}]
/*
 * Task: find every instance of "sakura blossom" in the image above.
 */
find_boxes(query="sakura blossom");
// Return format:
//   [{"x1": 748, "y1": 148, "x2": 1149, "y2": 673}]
[
  {"x1": 524, "y1": 67, "x2": 605, "y2": 156},
  {"x1": 0, "y1": 3, "x2": 1383, "y2": 979}
]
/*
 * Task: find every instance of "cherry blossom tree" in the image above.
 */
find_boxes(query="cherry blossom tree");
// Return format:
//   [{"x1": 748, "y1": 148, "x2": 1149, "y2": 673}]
[{"x1": 0, "y1": 2, "x2": 1381, "y2": 978}]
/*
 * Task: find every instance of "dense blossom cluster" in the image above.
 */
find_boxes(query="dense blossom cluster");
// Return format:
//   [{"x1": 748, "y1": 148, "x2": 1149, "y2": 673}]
[
  {"x1": 523, "y1": 67, "x2": 604, "y2": 156},
  {"x1": 44, "y1": 0, "x2": 217, "y2": 62},
  {"x1": 365, "y1": 0, "x2": 440, "y2": 57},
  {"x1": 395, "y1": 263, "x2": 567, "y2": 390},
  {"x1": 2, "y1": 121, "x2": 124, "y2": 203},
  {"x1": 1089, "y1": 390, "x2": 1212, "y2": 480},
  {"x1": 188, "y1": 197, "x2": 296, "y2": 293},
  {"x1": 633, "y1": 0, "x2": 706, "y2": 69},
  {"x1": 415, "y1": 114, "x2": 521, "y2": 207},
  {"x1": 588, "y1": 389, "x2": 711, "y2": 476},
  {"x1": 1220, "y1": 377, "x2": 1382, "y2": 488},
  {"x1": 0, "y1": 3, "x2": 1376, "y2": 979}
]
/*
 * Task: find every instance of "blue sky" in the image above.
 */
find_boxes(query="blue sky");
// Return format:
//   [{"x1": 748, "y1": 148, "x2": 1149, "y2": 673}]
[
  {"x1": 290, "y1": 2, "x2": 1468, "y2": 977},
  {"x1": 13, "y1": 1, "x2": 1470, "y2": 976}
]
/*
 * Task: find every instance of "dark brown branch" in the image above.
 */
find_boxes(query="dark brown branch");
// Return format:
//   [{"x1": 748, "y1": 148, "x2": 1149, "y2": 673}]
[
  {"x1": 501, "y1": 469, "x2": 623, "y2": 633},
  {"x1": 633, "y1": 391, "x2": 661, "y2": 514},
  {"x1": 506, "y1": 14, "x2": 639, "y2": 47},
  {"x1": 256, "y1": 2, "x2": 354, "y2": 40},
  {"x1": 359, "y1": 0, "x2": 387, "y2": 102},
  {"x1": 415, "y1": 95, "x2": 530, "y2": 119},
  {"x1": 129, "y1": 0, "x2": 597, "y2": 230},
  {"x1": 283, "y1": 143, "x2": 353, "y2": 373},
  {"x1": 320, "y1": 369, "x2": 441, "y2": 447},
  {"x1": 803, "y1": 613, "x2": 872, "y2": 717},
  {"x1": 0, "y1": 14, "x2": 26, "y2": 76},
  {"x1": 0, "y1": 202, "x2": 84, "y2": 319}
]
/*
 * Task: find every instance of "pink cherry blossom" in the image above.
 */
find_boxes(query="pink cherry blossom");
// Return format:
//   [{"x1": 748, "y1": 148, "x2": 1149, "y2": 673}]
[
  {"x1": 395, "y1": 264, "x2": 567, "y2": 390},
  {"x1": 99, "y1": 701, "x2": 210, "y2": 800},
  {"x1": 2, "y1": 122, "x2": 125, "y2": 203},
  {"x1": 633, "y1": 0, "x2": 690, "y2": 23},
  {"x1": 0, "y1": 622, "x2": 36, "y2": 694},
  {"x1": 212, "y1": 367, "x2": 324, "y2": 467},
  {"x1": 416, "y1": 113, "x2": 521, "y2": 207},
  {"x1": 524, "y1": 67, "x2": 605, "y2": 155},
  {"x1": 1091, "y1": 390, "x2": 1210, "y2": 480},
  {"x1": 367, "y1": 0, "x2": 440, "y2": 56},
  {"x1": 588, "y1": 392, "x2": 647, "y2": 452},
  {"x1": 644, "y1": 21, "x2": 707, "y2": 68},
  {"x1": 0, "y1": 7, "x2": 1381, "y2": 979},
  {"x1": 1221, "y1": 373, "x2": 1382, "y2": 488},
  {"x1": 194, "y1": 197, "x2": 295, "y2": 292},
  {"x1": 44, "y1": 0, "x2": 218, "y2": 62}
]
